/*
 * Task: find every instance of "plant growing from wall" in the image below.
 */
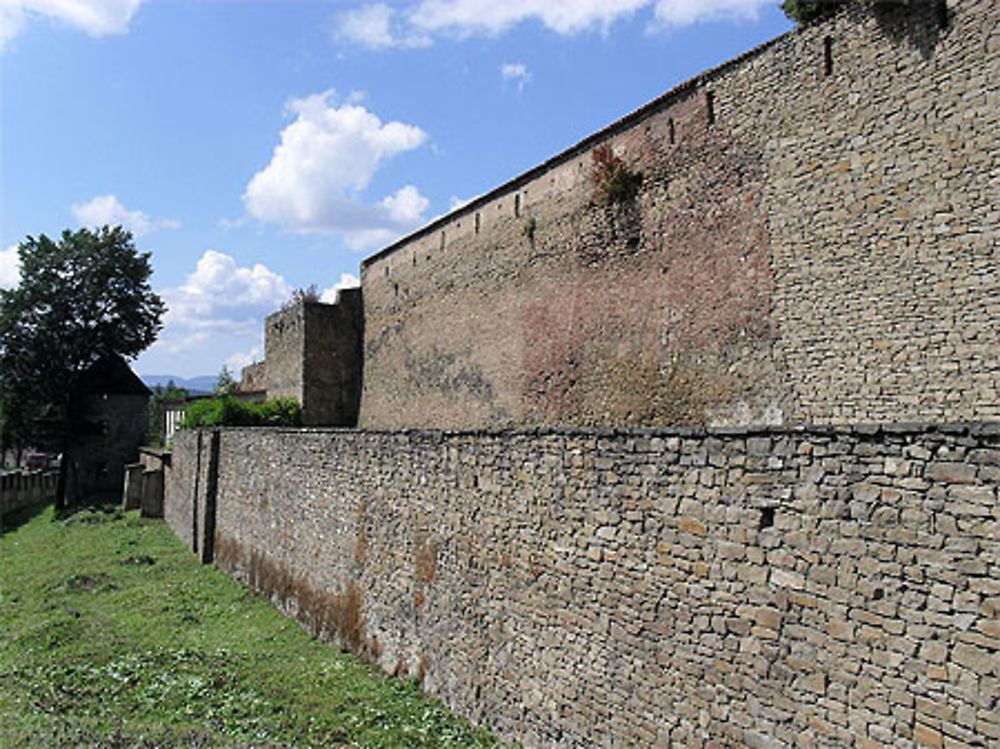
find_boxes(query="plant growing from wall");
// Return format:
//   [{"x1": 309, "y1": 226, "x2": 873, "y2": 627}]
[
  {"x1": 279, "y1": 285, "x2": 320, "y2": 313},
  {"x1": 590, "y1": 144, "x2": 642, "y2": 207},
  {"x1": 521, "y1": 216, "x2": 537, "y2": 244}
]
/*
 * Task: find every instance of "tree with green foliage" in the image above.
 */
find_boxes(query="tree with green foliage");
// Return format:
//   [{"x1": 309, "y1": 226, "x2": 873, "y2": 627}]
[
  {"x1": 781, "y1": 0, "x2": 834, "y2": 24},
  {"x1": 781, "y1": 0, "x2": 909, "y2": 25},
  {"x1": 0, "y1": 226, "x2": 165, "y2": 508},
  {"x1": 148, "y1": 380, "x2": 189, "y2": 446},
  {"x1": 0, "y1": 389, "x2": 30, "y2": 469},
  {"x1": 214, "y1": 365, "x2": 238, "y2": 397}
]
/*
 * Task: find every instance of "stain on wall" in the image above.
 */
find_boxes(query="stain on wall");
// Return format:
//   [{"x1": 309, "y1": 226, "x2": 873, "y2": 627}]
[
  {"x1": 167, "y1": 423, "x2": 1000, "y2": 749},
  {"x1": 359, "y1": 1, "x2": 999, "y2": 430}
]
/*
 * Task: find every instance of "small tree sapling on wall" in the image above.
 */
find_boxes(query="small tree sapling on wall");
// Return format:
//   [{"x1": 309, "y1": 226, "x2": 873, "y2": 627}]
[
  {"x1": 0, "y1": 226, "x2": 165, "y2": 508},
  {"x1": 590, "y1": 144, "x2": 642, "y2": 207}
]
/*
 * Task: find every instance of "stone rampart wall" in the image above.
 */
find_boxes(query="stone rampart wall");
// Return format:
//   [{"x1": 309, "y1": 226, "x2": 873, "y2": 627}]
[
  {"x1": 167, "y1": 423, "x2": 1000, "y2": 748},
  {"x1": 164, "y1": 429, "x2": 210, "y2": 557},
  {"x1": 359, "y1": 1, "x2": 999, "y2": 430},
  {"x1": 264, "y1": 292, "x2": 363, "y2": 426}
]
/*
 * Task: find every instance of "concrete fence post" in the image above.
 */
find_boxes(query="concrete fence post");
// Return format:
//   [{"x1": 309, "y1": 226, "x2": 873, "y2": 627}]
[{"x1": 122, "y1": 463, "x2": 144, "y2": 511}]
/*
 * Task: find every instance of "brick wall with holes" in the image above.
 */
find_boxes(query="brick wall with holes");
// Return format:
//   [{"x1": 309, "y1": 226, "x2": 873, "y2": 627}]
[
  {"x1": 358, "y1": 0, "x2": 999, "y2": 431},
  {"x1": 166, "y1": 423, "x2": 1000, "y2": 748}
]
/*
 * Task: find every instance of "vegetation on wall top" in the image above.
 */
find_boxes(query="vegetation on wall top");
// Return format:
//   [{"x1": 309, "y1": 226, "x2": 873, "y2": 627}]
[
  {"x1": 180, "y1": 396, "x2": 302, "y2": 428},
  {"x1": 280, "y1": 285, "x2": 321, "y2": 313},
  {"x1": 781, "y1": 0, "x2": 842, "y2": 24},
  {"x1": 781, "y1": 0, "x2": 942, "y2": 25}
]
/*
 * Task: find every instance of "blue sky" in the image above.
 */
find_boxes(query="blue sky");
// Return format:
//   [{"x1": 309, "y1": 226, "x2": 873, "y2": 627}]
[{"x1": 0, "y1": 0, "x2": 792, "y2": 379}]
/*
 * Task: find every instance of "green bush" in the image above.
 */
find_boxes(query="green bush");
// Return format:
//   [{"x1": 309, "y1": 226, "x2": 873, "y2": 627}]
[
  {"x1": 781, "y1": 0, "x2": 902, "y2": 25},
  {"x1": 180, "y1": 396, "x2": 301, "y2": 428},
  {"x1": 780, "y1": 0, "x2": 833, "y2": 24}
]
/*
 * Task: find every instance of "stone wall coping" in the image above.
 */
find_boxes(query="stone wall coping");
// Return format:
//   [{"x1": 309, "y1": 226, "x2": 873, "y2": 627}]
[
  {"x1": 179, "y1": 420, "x2": 1000, "y2": 441},
  {"x1": 139, "y1": 446, "x2": 173, "y2": 467},
  {"x1": 139, "y1": 446, "x2": 172, "y2": 457}
]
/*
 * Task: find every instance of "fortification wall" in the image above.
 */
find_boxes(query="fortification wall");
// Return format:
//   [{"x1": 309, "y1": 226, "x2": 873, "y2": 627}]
[
  {"x1": 264, "y1": 305, "x2": 306, "y2": 405},
  {"x1": 264, "y1": 292, "x2": 363, "y2": 426},
  {"x1": 238, "y1": 361, "x2": 266, "y2": 394},
  {"x1": 359, "y1": 1, "x2": 1000, "y2": 430},
  {"x1": 168, "y1": 423, "x2": 1000, "y2": 748},
  {"x1": 164, "y1": 429, "x2": 215, "y2": 560}
]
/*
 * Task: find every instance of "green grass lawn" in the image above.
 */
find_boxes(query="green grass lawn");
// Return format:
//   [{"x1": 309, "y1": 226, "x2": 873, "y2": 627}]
[{"x1": 0, "y1": 503, "x2": 504, "y2": 748}]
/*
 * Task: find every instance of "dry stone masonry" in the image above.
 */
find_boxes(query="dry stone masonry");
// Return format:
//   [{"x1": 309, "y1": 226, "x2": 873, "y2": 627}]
[{"x1": 168, "y1": 424, "x2": 1000, "y2": 748}]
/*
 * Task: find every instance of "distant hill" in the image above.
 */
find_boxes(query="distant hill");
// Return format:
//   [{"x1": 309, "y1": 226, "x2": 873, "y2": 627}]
[{"x1": 141, "y1": 374, "x2": 216, "y2": 395}]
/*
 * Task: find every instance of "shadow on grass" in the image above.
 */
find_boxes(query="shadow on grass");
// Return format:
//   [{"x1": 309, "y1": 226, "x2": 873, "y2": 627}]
[
  {"x1": 2, "y1": 496, "x2": 130, "y2": 536},
  {"x1": 55, "y1": 498, "x2": 125, "y2": 526},
  {"x1": 0, "y1": 501, "x2": 51, "y2": 536}
]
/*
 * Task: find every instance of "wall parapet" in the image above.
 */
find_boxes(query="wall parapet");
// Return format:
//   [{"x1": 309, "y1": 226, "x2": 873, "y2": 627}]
[
  {"x1": 164, "y1": 419, "x2": 1000, "y2": 441},
  {"x1": 165, "y1": 419, "x2": 1000, "y2": 748}
]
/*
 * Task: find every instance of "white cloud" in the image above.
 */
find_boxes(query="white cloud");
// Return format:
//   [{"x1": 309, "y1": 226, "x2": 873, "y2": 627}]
[
  {"x1": 336, "y1": 3, "x2": 431, "y2": 49},
  {"x1": 226, "y1": 345, "x2": 263, "y2": 374},
  {"x1": 337, "y1": 0, "x2": 773, "y2": 47},
  {"x1": 410, "y1": 0, "x2": 648, "y2": 37},
  {"x1": 158, "y1": 249, "x2": 291, "y2": 354},
  {"x1": 319, "y1": 273, "x2": 361, "y2": 304},
  {"x1": 0, "y1": 244, "x2": 21, "y2": 289},
  {"x1": 0, "y1": 0, "x2": 144, "y2": 52},
  {"x1": 652, "y1": 0, "x2": 772, "y2": 27},
  {"x1": 72, "y1": 194, "x2": 179, "y2": 236},
  {"x1": 243, "y1": 90, "x2": 430, "y2": 250},
  {"x1": 0, "y1": 6, "x2": 26, "y2": 50},
  {"x1": 501, "y1": 62, "x2": 532, "y2": 90}
]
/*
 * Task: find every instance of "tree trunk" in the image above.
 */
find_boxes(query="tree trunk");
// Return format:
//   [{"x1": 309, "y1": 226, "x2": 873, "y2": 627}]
[{"x1": 55, "y1": 393, "x2": 77, "y2": 511}]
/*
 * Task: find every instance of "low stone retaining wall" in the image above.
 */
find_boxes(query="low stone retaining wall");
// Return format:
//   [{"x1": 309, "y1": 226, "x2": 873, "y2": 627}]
[
  {"x1": 124, "y1": 447, "x2": 171, "y2": 518},
  {"x1": 166, "y1": 424, "x2": 1000, "y2": 748},
  {"x1": 0, "y1": 469, "x2": 58, "y2": 527}
]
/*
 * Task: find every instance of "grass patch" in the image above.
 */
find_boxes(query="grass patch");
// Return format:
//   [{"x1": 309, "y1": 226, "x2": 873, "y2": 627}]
[{"x1": 0, "y1": 504, "x2": 505, "y2": 748}]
